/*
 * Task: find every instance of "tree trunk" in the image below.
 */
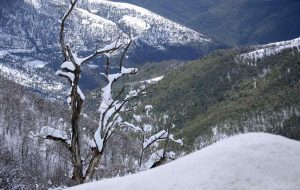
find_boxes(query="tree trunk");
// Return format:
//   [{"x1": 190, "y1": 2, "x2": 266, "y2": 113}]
[
  {"x1": 70, "y1": 95, "x2": 84, "y2": 184},
  {"x1": 70, "y1": 66, "x2": 84, "y2": 184},
  {"x1": 84, "y1": 152, "x2": 103, "y2": 182}
]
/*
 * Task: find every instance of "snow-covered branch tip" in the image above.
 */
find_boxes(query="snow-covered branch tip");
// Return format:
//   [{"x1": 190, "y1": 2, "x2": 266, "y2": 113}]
[
  {"x1": 92, "y1": 65, "x2": 139, "y2": 153},
  {"x1": 60, "y1": 0, "x2": 78, "y2": 60},
  {"x1": 143, "y1": 130, "x2": 168, "y2": 149},
  {"x1": 30, "y1": 126, "x2": 72, "y2": 150}
]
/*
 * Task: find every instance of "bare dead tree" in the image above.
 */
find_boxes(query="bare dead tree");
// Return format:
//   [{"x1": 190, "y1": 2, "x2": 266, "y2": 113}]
[
  {"x1": 129, "y1": 107, "x2": 183, "y2": 170},
  {"x1": 39, "y1": 0, "x2": 140, "y2": 184}
]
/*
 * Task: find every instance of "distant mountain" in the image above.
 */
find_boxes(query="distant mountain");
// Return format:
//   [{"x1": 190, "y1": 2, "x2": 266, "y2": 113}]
[
  {"x1": 0, "y1": 0, "x2": 217, "y2": 96},
  {"x1": 116, "y1": 0, "x2": 300, "y2": 46},
  {"x1": 0, "y1": 0, "x2": 213, "y2": 62}
]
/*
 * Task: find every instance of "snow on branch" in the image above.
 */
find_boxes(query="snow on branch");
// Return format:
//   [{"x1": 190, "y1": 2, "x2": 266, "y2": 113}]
[
  {"x1": 143, "y1": 130, "x2": 168, "y2": 149},
  {"x1": 120, "y1": 122, "x2": 142, "y2": 132},
  {"x1": 169, "y1": 134, "x2": 183, "y2": 146},
  {"x1": 93, "y1": 66, "x2": 139, "y2": 152},
  {"x1": 61, "y1": 61, "x2": 75, "y2": 71},
  {"x1": 77, "y1": 86, "x2": 85, "y2": 101},
  {"x1": 56, "y1": 70, "x2": 75, "y2": 82},
  {"x1": 91, "y1": 38, "x2": 139, "y2": 152},
  {"x1": 39, "y1": 126, "x2": 71, "y2": 147}
]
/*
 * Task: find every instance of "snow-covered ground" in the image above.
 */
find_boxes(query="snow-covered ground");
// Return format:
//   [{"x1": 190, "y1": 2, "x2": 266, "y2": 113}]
[{"x1": 69, "y1": 133, "x2": 300, "y2": 190}]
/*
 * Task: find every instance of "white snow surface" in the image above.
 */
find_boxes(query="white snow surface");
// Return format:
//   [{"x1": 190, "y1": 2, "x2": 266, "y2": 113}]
[{"x1": 69, "y1": 133, "x2": 300, "y2": 190}]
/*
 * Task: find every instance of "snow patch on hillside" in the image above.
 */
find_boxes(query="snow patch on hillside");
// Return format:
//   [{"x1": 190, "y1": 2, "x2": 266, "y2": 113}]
[
  {"x1": 76, "y1": 8, "x2": 116, "y2": 27},
  {"x1": 237, "y1": 37, "x2": 300, "y2": 65},
  {"x1": 24, "y1": 60, "x2": 48, "y2": 69},
  {"x1": 0, "y1": 64, "x2": 64, "y2": 93},
  {"x1": 0, "y1": 49, "x2": 35, "y2": 58},
  {"x1": 120, "y1": 15, "x2": 150, "y2": 33},
  {"x1": 24, "y1": 0, "x2": 42, "y2": 9},
  {"x1": 140, "y1": 76, "x2": 164, "y2": 84},
  {"x1": 69, "y1": 133, "x2": 300, "y2": 190}
]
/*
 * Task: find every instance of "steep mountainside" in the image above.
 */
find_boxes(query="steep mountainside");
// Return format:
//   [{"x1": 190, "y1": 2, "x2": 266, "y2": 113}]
[
  {"x1": 138, "y1": 37, "x2": 300, "y2": 148},
  {"x1": 117, "y1": 0, "x2": 300, "y2": 46}
]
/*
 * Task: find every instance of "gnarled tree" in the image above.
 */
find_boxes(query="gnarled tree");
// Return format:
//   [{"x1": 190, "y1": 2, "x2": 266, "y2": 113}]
[{"x1": 40, "y1": 0, "x2": 139, "y2": 184}]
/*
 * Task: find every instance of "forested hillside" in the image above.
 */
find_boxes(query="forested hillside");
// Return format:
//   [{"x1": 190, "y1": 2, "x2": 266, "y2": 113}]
[{"x1": 141, "y1": 41, "x2": 300, "y2": 148}]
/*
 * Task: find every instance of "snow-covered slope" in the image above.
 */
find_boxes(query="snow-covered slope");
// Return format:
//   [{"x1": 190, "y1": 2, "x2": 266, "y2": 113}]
[
  {"x1": 80, "y1": 0, "x2": 210, "y2": 46},
  {"x1": 69, "y1": 133, "x2": 300, "y2": 190},
  {"x1": 237, "y1": 37, "x2": 300, "y2": 65},
  {"x1": 0, "y1": 0, "x2": 213, "y2": 97},
  {"x1": 1, "y1": 0, "x2": 211, "y2": 54}
]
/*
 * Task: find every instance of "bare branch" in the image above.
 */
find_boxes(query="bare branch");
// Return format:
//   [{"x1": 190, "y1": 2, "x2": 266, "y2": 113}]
[
  {"x1": 60, "y1": 0, "x2": 78, "y2": 60},
  {"x1": 45, "y1": 135, "x2": 72, "y2": 151},
  {"x1": 119, "y1": 39, "x2": 132, "y2": 70},
  {"x1": 80, "y1": 44, "x2": 122, "y2": 65},
  {"x1": 30, "y1": 132, "x2": 71, "y2": 151}
]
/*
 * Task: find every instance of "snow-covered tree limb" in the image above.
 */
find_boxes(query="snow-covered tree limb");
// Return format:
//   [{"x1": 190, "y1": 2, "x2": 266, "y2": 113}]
[{"x1": 143, "y1": 130, "x2": 168, "y2": 149}]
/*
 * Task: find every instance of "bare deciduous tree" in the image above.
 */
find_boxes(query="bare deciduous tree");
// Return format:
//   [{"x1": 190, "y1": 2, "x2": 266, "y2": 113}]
[{"x1": 39, "y1": 0, "x2": 139, "y2": 184}]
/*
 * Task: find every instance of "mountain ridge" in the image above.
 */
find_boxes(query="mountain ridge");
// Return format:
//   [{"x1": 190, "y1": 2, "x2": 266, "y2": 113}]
[{"x1": 115, "y1": 0, "x2": 300, "y2": 46}]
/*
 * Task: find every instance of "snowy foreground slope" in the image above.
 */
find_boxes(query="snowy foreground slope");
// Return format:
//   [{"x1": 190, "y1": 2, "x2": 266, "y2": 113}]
[{"x1": 69, "y1": 133, "x2": 300, "y2": 190}]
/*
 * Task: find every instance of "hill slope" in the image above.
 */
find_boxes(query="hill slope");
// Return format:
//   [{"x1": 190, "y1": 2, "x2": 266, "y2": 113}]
[
  {"x1": 69, "y1": 133, "x2": 300, "y2": 190},
  {"x1": 140, "y1": 37, "x2": 300, "y2": 147}
]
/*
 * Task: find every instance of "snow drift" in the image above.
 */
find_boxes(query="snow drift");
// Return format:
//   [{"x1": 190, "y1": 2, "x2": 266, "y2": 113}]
[{"x1": 69, "y1": 133, "x2": 300, "y2": 190}]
